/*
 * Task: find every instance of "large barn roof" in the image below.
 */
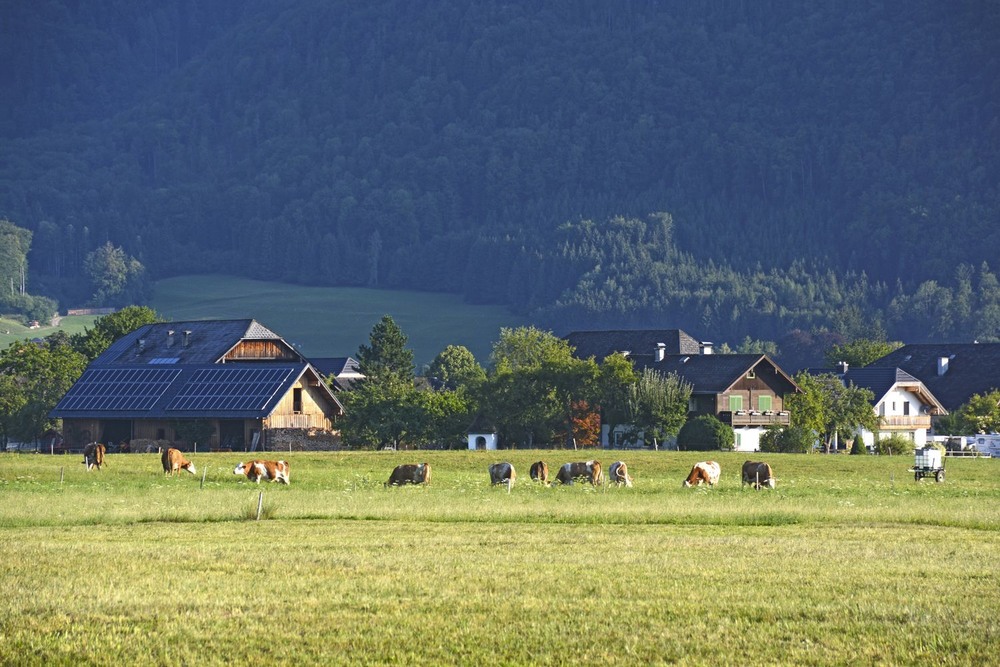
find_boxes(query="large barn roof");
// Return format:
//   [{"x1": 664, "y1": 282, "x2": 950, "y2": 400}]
[{"x1": 51, "y1": 363, "x2": 342, "y2": 419}]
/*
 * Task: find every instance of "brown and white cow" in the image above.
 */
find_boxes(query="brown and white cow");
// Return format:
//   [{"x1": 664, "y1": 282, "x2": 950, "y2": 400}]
[
  {"x1": 529, "y1": 460, "x2": 549, "y2": 485},
  {"x1": 386, "y1": 463, "x2": 431, "y2": 486},
  {"x1": 555, "y1": 460, "x2": 602, "y2": 486},
  {"x1": 608, "y1": 460, "x2": 633, "y2": 487},
  {"x1": 161, "y1": 448, "x2": 196, "y2": 476},
  {"x1": 488, "y1": 462, "x2": 516, "y2": 486},
  {"x1": 741, "y1": 460, "x2": 775, "y2": 489},
  {"x1": 82, "y1": 442, "x2": 106, "y2": 471},
  {"x1": 683, "y1": 461, "x2": 721, "y2": 487},
  {"x1": 234, "y1": 460, "x2": 290, "y2": 485}
]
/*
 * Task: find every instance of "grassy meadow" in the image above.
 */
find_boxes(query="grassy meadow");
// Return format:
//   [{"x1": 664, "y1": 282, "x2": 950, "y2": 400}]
[
  {"x1": 0, "y1": 314, "x2": 98, "y2": 350},
  {"x1": 150, "y1": 275, "x2": 525, "y2": 365},
  {"x1": 1, "y1": 450, "x2": 998, "y2": 665}
]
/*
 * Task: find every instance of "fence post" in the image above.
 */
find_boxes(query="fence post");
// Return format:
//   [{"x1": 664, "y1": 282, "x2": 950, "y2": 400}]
[
  {"x1": 256, "y1": 491, "x2": 264, "y2": 521},
  {"x1": 201, "y1": 466, "x2": 207, "y2": 489}
]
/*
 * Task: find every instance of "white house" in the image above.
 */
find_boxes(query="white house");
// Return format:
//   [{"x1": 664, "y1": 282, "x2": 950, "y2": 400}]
[{"x1": 839, "y1": 365, "x2": 947, "y2": 449}]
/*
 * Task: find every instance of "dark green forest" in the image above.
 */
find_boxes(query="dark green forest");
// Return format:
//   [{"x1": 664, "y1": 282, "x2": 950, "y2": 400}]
[{"x1": 1, "y1": 1, "x2": 998, "y2": 355}]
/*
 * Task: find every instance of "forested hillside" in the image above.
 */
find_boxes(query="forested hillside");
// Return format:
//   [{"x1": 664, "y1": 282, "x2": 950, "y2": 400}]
[{"x1": 1, "y1": 1, "x2": 998, "y2": 349}]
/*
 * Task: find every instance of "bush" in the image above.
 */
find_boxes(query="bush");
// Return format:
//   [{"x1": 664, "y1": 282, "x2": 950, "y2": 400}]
[
  {"x1": 873, "y1": 434, "x2": 916, "y2": 456},
  {"x1": 677, "y1": 414, "x2": 734, "y2": 451},
  {"x1": 849, "y1": 436, "x2": 867, "y2": 455},
  {"x1": 760, "y1": 425, "x2": 814, "y2": 453}
]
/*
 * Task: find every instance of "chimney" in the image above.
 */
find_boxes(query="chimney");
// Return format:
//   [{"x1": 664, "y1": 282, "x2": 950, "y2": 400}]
[
  {"x1": 836, "y1": 361, "x2": 849, "y2": 375},
  {"x1": 654, "y1": 342, "x2": 666, "y2": 362},
  {"x1": 700, "y1": 341, "x2": 713, "y2": 355},
  {"x1": 166, "y1": 330, "x2": 175, "y2": 347},
  {"x1": 937, "y1": 355, "x2": 951, "y2": 376},
  {"x1": 183, "y1": 330, "x2": 192, "y2": 347}
]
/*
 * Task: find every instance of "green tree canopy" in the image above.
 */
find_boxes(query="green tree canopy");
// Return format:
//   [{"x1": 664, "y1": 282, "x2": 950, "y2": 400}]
[
  {"x1": 624, "y1": 368, "x2": 692, "y2": 449},
  {"x1": 787, "y1": 372, "x2": 879, "y2": 453},
  {"x1": 427, "y1": 345, "x2": 486, "y2": 389},
  {"x1": 823, "y1": 339, "x2": 904, "y2": 368},
  {"x1": 357, "y1": 314, "x2": 415, "y2": 384},
  {"x1": 677, "y1": 414, "x2": 734, "y2": 451},
  {"x1": 84, "y1": 241, "x2": 148, "y2": 307}
]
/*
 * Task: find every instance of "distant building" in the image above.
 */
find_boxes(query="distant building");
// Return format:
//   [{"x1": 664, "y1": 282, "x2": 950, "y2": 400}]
[{"x1": 50, "y1": 319, "x2": 344, "y2": 451}]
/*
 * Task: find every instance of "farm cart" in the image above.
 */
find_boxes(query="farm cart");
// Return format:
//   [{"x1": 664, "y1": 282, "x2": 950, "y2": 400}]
[{"x1": 910, "y1": 447, "x2": 945, "y2": 482}]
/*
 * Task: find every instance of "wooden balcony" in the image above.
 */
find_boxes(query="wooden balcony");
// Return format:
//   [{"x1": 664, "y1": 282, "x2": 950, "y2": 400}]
[
  {"x1": 718, "y1": 410, "x2": 791, "y2": 427},
  {"x1": 879, "y1": 415, "x2": 932, "y2": 429}
]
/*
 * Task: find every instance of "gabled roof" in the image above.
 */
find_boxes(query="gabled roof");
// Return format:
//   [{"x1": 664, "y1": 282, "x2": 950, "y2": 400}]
[
  {"x1": 644, "y1": 353, "x2": 800, "y2": 395},
  {"x1": 869, "y1": 343, "x2": 1000, "y2": 411},
  {"x1": 565, "y1": 329, "x2": 702, "y2": 360},
  {"x1": 310, "y1": 356, "x2": 362, "y2": 378},
  {"x1": 51, "y1": 363, "x2": 344, "y2": 419},
  {"x1": 95, "y1": 319, "x2": 302, "y2": 366},
  {"x1": 840, "y1": 367, "x2": 947, "y2": 414}
]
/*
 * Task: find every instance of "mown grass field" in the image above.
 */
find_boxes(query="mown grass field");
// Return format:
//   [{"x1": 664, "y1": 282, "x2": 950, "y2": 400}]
[
  {"x1": 2, "y1": 451, "x2": 998, "y2": 666},
  {"x1": 150, "y1": 275, "x2": 525, "y2": 365},
  {"x1": 0, "y1": 314, "x2": 98, "y2": 350}
]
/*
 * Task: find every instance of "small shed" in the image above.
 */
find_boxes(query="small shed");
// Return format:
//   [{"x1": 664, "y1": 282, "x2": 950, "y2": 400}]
[{"x1": 467, "y1": 414, "x2": 498, "y2": 450}]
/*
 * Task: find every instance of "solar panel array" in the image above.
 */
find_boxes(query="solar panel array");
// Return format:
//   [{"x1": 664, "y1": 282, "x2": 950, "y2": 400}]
[
  {"x1": 56, "y1": 368, "x2": 182, "y2": 411},
  {"x1": 167, "y1": 367, "x2": 296, "y2": 412}
]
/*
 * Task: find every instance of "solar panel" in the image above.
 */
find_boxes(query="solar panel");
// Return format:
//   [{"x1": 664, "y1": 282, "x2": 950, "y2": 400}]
[
  {"x1": 56, "y1": 368, "x2": 181, "y2": 411},
  {"x1": 166, "y1": 367, "x2": 296, "y2": 412}
]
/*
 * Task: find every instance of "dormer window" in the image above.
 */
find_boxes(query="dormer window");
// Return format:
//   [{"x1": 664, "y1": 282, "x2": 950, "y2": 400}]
[{"x1": 747, "y1": 370, "x2": 756, "y2": 379}]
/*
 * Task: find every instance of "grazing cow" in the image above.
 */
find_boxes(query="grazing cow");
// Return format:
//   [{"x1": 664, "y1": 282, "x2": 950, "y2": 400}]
[
  {"x1": 161, "y1": 448, "x2": 196, "y2": 476},
  {"x1": 529, "y1": 460, "x2": 549, "y2": 485},
  {"x1": 488, "y1": 462, "x2": 516, "y2": 486},
  {"x1": 82, "y1": 443, "x2": 106, "y2": 471},
  {"x1": 683, "y1": 461, "x2": 721, "y2": 487},
  {"x1": 742, "y1": 460, "x2": 776, "y2": 489},
  {"x1": 386, "y1": 463, "x2": 431, "y2": 486},
  {"x1": 555, "y1": 460, "x2": 602, "y2": 486},
  {"x1": 234, "y1": 460, "x2": 290, "y2": 485},
  {"x1": 608, "y1": 460, "x2": 633, "y2": 487}
]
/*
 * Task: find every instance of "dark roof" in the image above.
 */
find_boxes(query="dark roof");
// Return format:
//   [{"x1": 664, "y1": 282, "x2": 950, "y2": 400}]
[
  {"x1": 869, "y1": 343, "x2": 1000, "y2": 411},
  {"x1": 51, "y1": 363, "x2": 343, "y2": 419},
  {"x1": 565, "y1": 329, "x2": 702, "y2": 360},
  {"x1": 642, "y1": 353, "x2": 800, "y2": 395},
  {"x1": 842, "y1": 367, "x2": 919, "y2": 399},
  {"x1": 95, "y1": 319, "x2": 302, "y2": 366}
]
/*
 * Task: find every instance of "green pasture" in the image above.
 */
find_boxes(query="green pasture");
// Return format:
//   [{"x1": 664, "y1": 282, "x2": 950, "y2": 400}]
[
  {"x1": 0, "y1": 314, "x2": 98, "y2": 349},
  {"x1": 150, "y1": 275, "x2": 525, "y2": 365},
  {"x1": 2, "y1": 451, "x2": 998, "y2": 665}
]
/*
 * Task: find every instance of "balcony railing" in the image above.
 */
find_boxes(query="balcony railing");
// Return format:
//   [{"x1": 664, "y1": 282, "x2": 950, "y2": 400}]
[
  {"x1": 878, "y1": 415, "x2": 932, "y2": 429},
  {"x1": 718, "y1": 410, "x2": 791, "y2": 427}
]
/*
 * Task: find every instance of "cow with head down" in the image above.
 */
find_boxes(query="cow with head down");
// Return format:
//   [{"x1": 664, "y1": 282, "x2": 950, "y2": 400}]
[
  {"x1": 386, "y1": 463, "x2": 431, "y2": 486},
  {"x1": 488, "y1": 462, "x2": 516, "y2": 486},
  {"x1": 608, "y1": 460, "x2": 633, "y2": 487},
  {"x1": 555, "y1": 460, "x2": 602, "y2": 486},
  {"x1": 529, "y1": 461, "x2": 549, "y2": 485},
  {"x1": 162, "y1": 448, "x2": 196, "y2": 476},
  {"x1": 234, "y1": 460, "x2": 290, "y2": 485},
  {"x1": 742, "y1": 460, "x2": 775, "y2": 489},
  {"x1": 82, "y1": 443, "x2": 106, "y2": 471},
  {"x1": 683, "y1": 461, "x2": 721, "y2": 487}
]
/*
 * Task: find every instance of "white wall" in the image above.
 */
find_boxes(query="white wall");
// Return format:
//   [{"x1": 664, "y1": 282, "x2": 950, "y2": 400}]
[
  {"x1": 467, "y1": 433, "x2": 497, "y2": 450},
  {"x1": 863, "y1": 387, "x2": 929, "y2": 447}
]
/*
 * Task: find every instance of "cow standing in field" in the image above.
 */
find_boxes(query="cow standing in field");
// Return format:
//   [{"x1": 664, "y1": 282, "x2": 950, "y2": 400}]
[
  {"x1": 555, "y1": 460, "x2": 602, "y2": 486},
  {"x1": 488, "y1": 462, "x2": 516, "y2": 486},
  {"x1": 82, "y1": 443, "x2": 106, "y2": 471},
  {"x1": 608, "y1": 460, "x2": 633, "y2": 487},
  {"x1": 386, "y1": 463, "x2": 431, "y2": 486},
  {"x1": 683, "y1": 461, "x2": 721, "y2": 487},
  {"x1": 529, "y1": 461, "x2": 549, "y2": 485},
  {"x1": 742, "y1": 460, "x2": 776, "y2": 489},
  {"x1": 162, "y1": 448, "x2": 196, "y2": 476},
  {"x1": 234, "y1": 460, "x2": 290, "y2": 485}
]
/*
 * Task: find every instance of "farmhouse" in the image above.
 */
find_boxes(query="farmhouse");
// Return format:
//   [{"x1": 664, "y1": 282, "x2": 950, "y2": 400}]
[
  {"x1": 807, "y1": 364, "x2": 947, "y2": 450},
  {"x1": 50, "y1": 319, "x2": 344, "y2": 451},
  {"x1": 566, "y1": 330, "x2": 800, "y2": 451}
]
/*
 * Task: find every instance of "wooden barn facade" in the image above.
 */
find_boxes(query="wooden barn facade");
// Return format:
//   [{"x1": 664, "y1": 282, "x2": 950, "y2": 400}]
[{"x1": 50, "y1": 320, "x2": 344, "y2": 451}]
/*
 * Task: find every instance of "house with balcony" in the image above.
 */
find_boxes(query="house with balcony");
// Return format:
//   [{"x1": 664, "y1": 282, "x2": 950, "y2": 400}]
[
  {"x1": 50, "y1": 319, "x2": 344, "y2": 452},
  {"x1": 807, "y1": 363, "x2": 947, "y2": 450},
  {"x1": 565, "y1": 330, "x2": 800, "y2": 451}
]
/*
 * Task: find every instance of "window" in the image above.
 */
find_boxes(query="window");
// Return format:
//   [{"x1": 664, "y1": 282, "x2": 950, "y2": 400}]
[
  {"x1": 729, "y1": 395, "x2": 743, "y2": 412},
  {"x1": 758, "y1": 396, "x2": 772, "y2": 412},
  {"x1": 293, "y1": 388, "x2": 303, "y2": 414},
  {"x1": 903, "y1": 402, "x2": 910, "y2": 416},
  {"x1": 746, "y1": 369, "x2": 756, "y2": 379},
  {"x1": 878, "y1": 402, "x2": 885, "y2": 416}
]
